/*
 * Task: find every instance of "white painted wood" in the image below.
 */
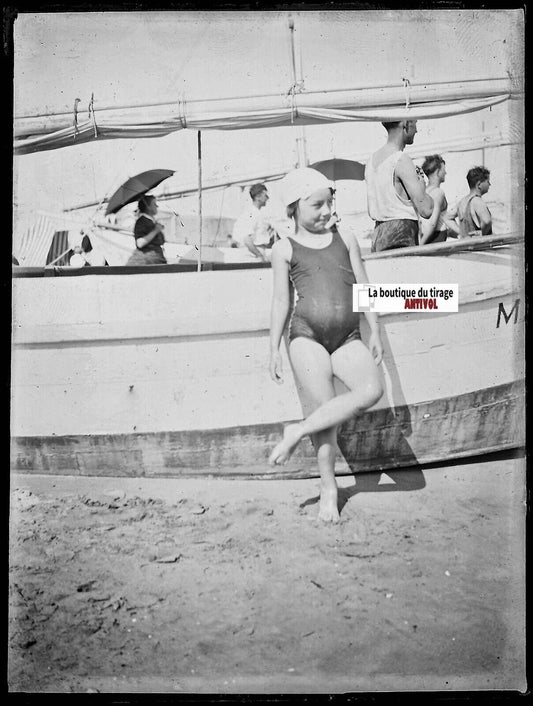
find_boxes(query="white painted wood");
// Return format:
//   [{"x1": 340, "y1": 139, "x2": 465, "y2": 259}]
[
  {"x1": 11, "y1": 335, "x2": 301, "y2": 436},
  {"x1": 11, "y1": 244, "x2": 525, "y2": 437},
  {"x1": 12, "y1": 247, "x2": 522, "y2": 344}
]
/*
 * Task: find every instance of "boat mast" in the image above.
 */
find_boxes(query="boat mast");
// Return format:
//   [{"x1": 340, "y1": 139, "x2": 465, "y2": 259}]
[
  {"x1": 289, "y1": 15, "x2": 308, "y2": 167},
  {"x1": 197, "y1": 131, "x2": 203, "y2": 272}
]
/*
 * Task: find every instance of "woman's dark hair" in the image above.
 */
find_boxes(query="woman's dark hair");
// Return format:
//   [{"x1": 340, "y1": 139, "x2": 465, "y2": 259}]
[
  {"x1": 81, "y1": 234, "x2": 93, "y2": 252},
  {"x1": 138, "y1": 194, "x2": 156, "y2": 213}
]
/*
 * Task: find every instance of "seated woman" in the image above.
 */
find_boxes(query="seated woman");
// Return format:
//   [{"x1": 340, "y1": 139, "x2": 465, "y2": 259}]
[{"x1": 126, "y1": 195, "x2": 167, "y2": 265}]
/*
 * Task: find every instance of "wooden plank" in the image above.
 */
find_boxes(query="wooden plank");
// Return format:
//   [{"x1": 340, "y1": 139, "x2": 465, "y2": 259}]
[
  {"x1": 10, "y1": 380, "x2": 525, "y2": 479},
  {"x1": 11, "y1": 289, "x2": 524, "y2": 437},
  {"x1": 365, "y1": 232, "x2": 523, "y2": 259},
  {"x1": 12, "y1": 243, "x2": 523, "y2": 345}
]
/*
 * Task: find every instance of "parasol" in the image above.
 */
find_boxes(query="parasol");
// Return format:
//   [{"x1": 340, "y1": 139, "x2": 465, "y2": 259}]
[
  {"x1": 309, "y1": 158, "x2": 365, "y2": 182},
  {"x1": 105, "y1": 169, "x2": 175, "y2": 215}
]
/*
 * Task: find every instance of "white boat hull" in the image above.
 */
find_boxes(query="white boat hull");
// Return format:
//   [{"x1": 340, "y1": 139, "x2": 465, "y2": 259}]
[{"x1": 11, "y1": 238, "x2": 525, "y2": 478}]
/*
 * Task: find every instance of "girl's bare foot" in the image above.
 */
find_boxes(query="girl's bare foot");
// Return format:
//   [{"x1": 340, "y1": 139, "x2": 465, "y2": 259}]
[
  {"x1": 318, "y1": 486, "x2": 340, "y2": 523},
  {"x1": 269, "y1": 423, "x2": 303, "y2": 465}
]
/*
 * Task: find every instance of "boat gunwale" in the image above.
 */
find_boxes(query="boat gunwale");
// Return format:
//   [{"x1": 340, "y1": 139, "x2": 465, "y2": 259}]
[
  {"x1": 11, "y1": 232, "x2": 524, "y2": 278},
  {"x1": 10, "y1": 380, "x2": 525, "y2": 479}
]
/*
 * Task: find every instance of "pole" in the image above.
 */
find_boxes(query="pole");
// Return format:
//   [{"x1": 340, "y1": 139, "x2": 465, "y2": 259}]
[
  {"x1": 197, "y1": 130, "x2": 202, "y2": 272},
  {"x1": 289, "y1": 14, "x2": 308, "y2": 167},
  {"x1": 44, "y1": 247, "x2": 73, "y2": 267},
  {"x1": 296, "y1": 134, "x2": 308, "y2": 167}
]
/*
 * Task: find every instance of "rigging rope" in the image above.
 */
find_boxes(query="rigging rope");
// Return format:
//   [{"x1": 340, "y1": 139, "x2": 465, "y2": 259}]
[
  {"x1": 211, "y1": 185, "x2": 227, "y2": 246},
  {"x1": 286, "y1": 15, "x2": 305, "y2": 124},
  {"x1": 73, "y1": 98, "x2": 81, "y2": 137},
  {"x1": 402, "y1": 77, "x2": 412, "y2": 109},
  {"x1": 88, "y1": 92, "x2": 98, "y2": 138}
]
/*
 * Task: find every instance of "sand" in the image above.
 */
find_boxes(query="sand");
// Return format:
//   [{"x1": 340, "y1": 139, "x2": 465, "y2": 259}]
[{"x1": 8, "y1": 451, "x2": 527, "y2": 694}]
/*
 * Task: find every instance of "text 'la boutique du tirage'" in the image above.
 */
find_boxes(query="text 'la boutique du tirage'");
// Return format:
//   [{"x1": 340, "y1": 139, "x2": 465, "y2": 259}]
[{"x1": 353, "y1": 284, "x2": 459, "y2": 313}]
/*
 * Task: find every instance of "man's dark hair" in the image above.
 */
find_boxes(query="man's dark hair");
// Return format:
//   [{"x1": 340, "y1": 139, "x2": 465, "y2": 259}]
[
  {"x1": 467, "y1": 166, "x2": 490, "y2": 188},
  {"x1": 421, "y1": 154, "x2": 445, "y2": 177},
  {"x1": 381, "y1": 121, "x2": 402, "y2": 132},
  {"x1": 249, "y1": 183, "x2": 267, "y2": 200}
]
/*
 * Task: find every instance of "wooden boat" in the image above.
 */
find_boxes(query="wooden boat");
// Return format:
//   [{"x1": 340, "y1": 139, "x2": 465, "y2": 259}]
[
  {"x1": 11, "y1": 13, "x2": 524, "y2": 478},
  {"x1": 10, "y1": 233, "x2": 525, "y2": 479}
]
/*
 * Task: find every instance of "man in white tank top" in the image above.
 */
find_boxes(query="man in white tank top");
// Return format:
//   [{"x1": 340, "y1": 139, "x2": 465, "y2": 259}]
[{"x1": 365, "y1": 120, "x2": 434, "y2": 252}]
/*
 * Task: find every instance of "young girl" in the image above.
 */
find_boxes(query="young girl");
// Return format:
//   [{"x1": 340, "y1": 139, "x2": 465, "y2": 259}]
[{"x1": 269, "y1": 168, "x2": 384, "y2": 523}]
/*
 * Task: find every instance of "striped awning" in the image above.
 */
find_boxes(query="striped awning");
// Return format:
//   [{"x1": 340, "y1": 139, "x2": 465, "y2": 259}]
[{"x1": 14, "y1": 214, "x2": 57, "y2": 267}]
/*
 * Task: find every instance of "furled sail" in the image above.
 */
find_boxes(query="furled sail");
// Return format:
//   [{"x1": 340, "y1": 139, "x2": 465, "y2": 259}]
[{"x1": 14, "y1": 77, "x2": 517, "y2": 156}]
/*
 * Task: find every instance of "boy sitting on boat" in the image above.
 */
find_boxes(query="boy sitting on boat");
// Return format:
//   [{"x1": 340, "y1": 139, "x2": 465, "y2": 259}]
[{"x1": 457, "y1": 166, "x2": 493, "y2": 237}]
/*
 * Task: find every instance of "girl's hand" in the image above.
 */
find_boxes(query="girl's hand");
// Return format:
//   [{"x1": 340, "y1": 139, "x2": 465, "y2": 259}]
[
  {"x1": 269, "y1": 352, "x2": 283, "y2": 384},
  {"x1": 369, "y1": 331, "x2": 383, "y2": 365}
]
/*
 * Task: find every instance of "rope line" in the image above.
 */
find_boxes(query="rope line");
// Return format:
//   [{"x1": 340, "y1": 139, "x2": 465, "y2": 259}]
[
  {"x1": 73, "y1": 98, "x2": 81, "y2": 138},
  {"x1": 88, "y1": 92, "x2": 98, "y2": 138},
  {"x1": 178, "y1": 96, "x2": 187, "y2": 129},
  {"x1": 212, "y1": 185, "x2": 227, "y2": 246},
  {"x1": 402, "y1": 77, "x2": 411, "y2": 109},
  {"x1": 286, "y1": 16, "x2": 304, "y2": 125}
]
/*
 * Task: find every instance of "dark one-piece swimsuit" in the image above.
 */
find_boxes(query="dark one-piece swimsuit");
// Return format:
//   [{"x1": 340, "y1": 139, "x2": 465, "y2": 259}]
[{"x1": 288, "y1": 228, "x2": 361, "y2": 355}]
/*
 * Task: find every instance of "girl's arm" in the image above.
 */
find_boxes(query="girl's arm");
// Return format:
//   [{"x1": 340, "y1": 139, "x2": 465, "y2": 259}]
[
  {"x1": 269, "y1": 240, "x2": 292, "y2": 383},
  {"x1": 343, "y1": 231, "x2": 383, "y2": 365}
]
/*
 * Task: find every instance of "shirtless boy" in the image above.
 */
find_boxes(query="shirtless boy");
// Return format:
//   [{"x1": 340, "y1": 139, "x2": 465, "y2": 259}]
[{"x1": 457, "y1": 166, "x2": 493, "y2": 237}]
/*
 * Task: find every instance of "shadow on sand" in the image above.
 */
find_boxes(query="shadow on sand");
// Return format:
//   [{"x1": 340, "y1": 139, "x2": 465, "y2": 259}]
[{"x1": 300, "y1": 447, "x2": 524, "y2": 516}]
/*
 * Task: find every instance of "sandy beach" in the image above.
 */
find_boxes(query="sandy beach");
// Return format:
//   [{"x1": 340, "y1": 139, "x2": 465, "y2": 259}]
[{"x1": 8, "y1": 451, "x2": 526, "y2": 694}]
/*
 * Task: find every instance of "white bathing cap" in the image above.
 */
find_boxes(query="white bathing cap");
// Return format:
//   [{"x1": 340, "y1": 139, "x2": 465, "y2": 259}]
[{"x1": 278, "y1": 167, "x2": 334, "y2": 206}]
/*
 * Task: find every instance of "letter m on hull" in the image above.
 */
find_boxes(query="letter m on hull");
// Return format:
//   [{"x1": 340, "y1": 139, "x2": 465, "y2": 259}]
[{"x1": 497, "y1": 299, "x2": 520, "y2": 328}]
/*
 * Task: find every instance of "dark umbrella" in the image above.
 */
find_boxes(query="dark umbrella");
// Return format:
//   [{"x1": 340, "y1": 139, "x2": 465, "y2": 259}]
[
  {"x1": 309, "y1": 158, "x2": 365, "y2": 182},
  {"x1": 105, "y1": 169, "x2": 175, "y2": 215}
]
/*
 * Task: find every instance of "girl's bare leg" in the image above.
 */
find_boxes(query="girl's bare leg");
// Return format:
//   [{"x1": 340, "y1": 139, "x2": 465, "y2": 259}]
[
  {"x1": 269, "y1": 339, "x2": 382, "y2": 464},
  {"x1": 312, "y1": 341, "x2": 383, "y2": 523},
  {"x1": 330, "y1": 339, "x2": 382, "y2": 404},
  {"x1": 269, "y1": 337, "x2": 334, "y2": 465},
  {"x1": 270, "y1": 338, "x2": 340, "y2": 522},
  {"x1": 313, "y1": 427, "x2": 340, "y2": 523}
]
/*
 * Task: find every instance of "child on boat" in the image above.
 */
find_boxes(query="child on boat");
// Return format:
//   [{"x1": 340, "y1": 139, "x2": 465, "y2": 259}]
[
  {"x1": 457, "y1": 166, "x2": 493, "y2": 237},
  {"x1": 269, "y1": 167, "x2": 383, "y2": 523},
  {"x1": 418, "y1": 154, "x2": 460, "y2": 244}
]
